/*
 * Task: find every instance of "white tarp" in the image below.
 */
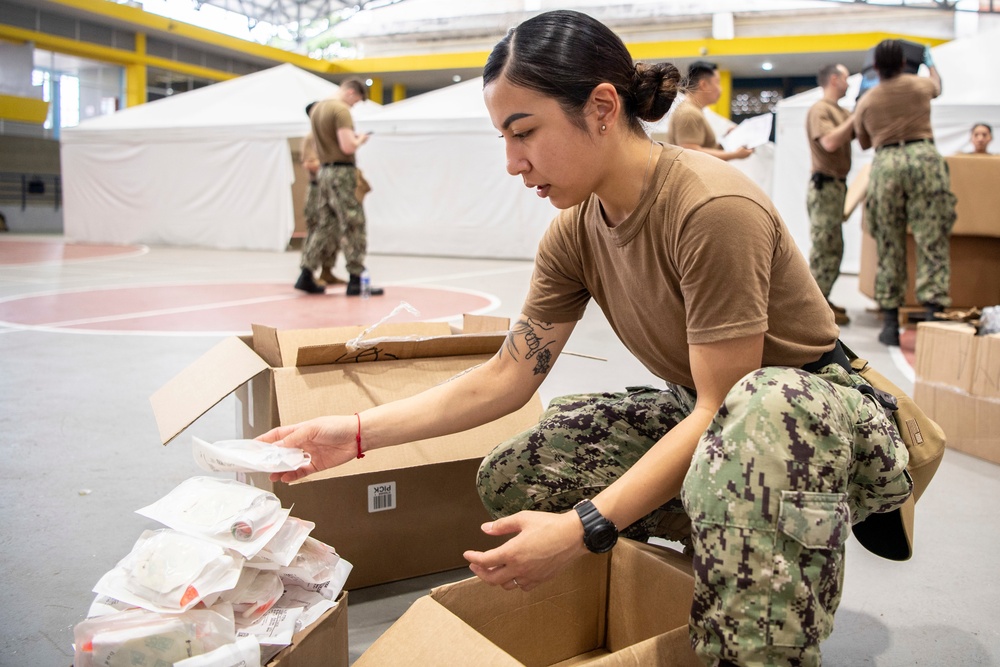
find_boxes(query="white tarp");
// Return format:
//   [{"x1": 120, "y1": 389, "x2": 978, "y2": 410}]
[
  {"x1": 772, "y1": 29, "x2": 1000, "y2": 273},
  {"x1": 60, "y1": 64, "x2": 371, "y2": 252},
  {"x1": 354, "y1": 77, "x2": 558, "y2": 260}
]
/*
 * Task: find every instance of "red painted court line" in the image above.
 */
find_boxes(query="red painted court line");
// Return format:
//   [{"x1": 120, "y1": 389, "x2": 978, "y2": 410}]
[
  {"x1": 0, "y1": 283, "x2": 496, "y2": 333},
  {"x1": 900, "y1": 328, "x2": 916, "y2": 371},
  {"x1": 0, "y1": 239, "x2": 145, "y2": 265}
]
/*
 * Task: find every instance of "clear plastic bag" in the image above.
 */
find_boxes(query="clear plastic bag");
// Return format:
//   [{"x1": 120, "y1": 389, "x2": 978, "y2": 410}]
[
  {"x1": 73, "y1": 606, "x2": 234, "y2": 667},
  {"x1": 980, "y1": 305, "x2": 1000, "y2": 335},
  {"x1": 248, "y1": 516, "x2": 314, "y2": 569},
  {"x1": 173, "y1": 635, "x2": 261, "y2": 667},
  {"x1": 218, "y1": 567, "x2": 285, "y2": 621},
  {"x1": 136, "y1": 476, "x2": 289, "y2": 558},
  {"x1": 192, "y1": 436, "x2": 310, "y2": 473},
  {"x1": 93, "y1": 529, "x2": 244, "y2": 613},
  {"x1": 278, "y1": 536, "x2": 353, "y2": 600}
]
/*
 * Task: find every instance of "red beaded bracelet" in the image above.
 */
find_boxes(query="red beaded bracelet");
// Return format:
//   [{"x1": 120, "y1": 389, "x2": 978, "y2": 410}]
[{"x1": 354, "y1": 412, "x2": 365, "y2": 459}]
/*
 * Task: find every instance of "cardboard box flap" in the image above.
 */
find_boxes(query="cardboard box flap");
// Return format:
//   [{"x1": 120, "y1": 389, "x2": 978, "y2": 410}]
[
  {"x1": 606, "y1": 542, "x2": 693, "y2": 652},
  {"x1": 354, "y1": 595, "x2": 523, "y2": 667},
  {"x1": 252, "y1": 321, "x2": 454, "y2": 367},
  {"x1": 296, "y1": 332, "x2": 507, "y2": 367},
  {"x1": 463, "y1": 314, "x2": 511, "y2": 334},
  {"x1": 271, "y1": 357, "x2": 543, "y2": 479},
  {"x1": 430, "y1": 552, "x2": 609, "y2": 666},
  {"x1": 151, "y1": 336, "x2": 269, "y2": 445},
  {"x1": 582, "y1": 626, "x2": 702, "y2": 667}
]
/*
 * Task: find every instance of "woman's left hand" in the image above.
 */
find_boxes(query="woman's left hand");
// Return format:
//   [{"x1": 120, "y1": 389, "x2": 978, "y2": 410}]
[{"x1": 463, "y1": 510, "x2": 589, "y2": 592}]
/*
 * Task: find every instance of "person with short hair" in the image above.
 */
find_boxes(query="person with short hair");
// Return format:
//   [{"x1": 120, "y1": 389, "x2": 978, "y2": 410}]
[
  {"x1": 664, "y1": 60, "x2": 753, "y2": 161},
  {"x1": 296, "y1": 78, "x2": 383, "y2": 296},
  {"x1": 967, "y1": 122, "x2": 994, "y2": 155},
  {"x1": 854, "y1": 39, "x2": 956, "y2": 345},
  {"x1": 806, "y1": 63, "x2": 856, "y2": 325},
  {"x1": 300, "y1": 104, "x2": 346, "y2": 287},
  {"x1": 262, "y1": 12, "x2": 911, "y2": 666}
]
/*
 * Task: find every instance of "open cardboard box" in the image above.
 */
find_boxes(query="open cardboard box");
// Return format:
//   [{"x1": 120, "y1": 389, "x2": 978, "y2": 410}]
[
  {"x1": 150, "y1": 315, "x2": 544, "y2": 589},
  {"x1": 354, "y1": 538, "x2": 701, "y2": 667},
  {"x1": 265, "y1": 591, "x2": 348, "y2": 667},
  {"x1": 913, "y1": 321, "x2": 1000, "y2": 464}
]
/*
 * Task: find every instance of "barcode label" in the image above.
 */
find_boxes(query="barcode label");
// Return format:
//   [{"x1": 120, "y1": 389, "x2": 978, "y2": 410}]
[{"x1": 368, "y1": 481, "x2": 396, "y2": 513}]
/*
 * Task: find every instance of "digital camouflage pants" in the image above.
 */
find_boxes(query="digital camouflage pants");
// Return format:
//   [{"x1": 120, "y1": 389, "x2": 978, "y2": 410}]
[
  {"x1": 301, "y1": 165, "x2": 368, "y2": 276},
  {"x1": 865, "y1": 142, "x2": 957, "y2": 309},
  {"x1": 807, "y1": 179, "x2": 847, "y2": 298},
  {"x1": 477, "y1": 364, "x2": 911, "y2": 666}
]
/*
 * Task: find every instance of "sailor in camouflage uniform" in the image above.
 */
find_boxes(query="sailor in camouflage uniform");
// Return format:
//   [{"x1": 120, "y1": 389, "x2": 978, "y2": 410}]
[
  {"x1": 260, "y1": 13, "x2": 913, "y2": 667},
  {"x1": 854, "y1": 39, "x2": 956, "y2": 346}
]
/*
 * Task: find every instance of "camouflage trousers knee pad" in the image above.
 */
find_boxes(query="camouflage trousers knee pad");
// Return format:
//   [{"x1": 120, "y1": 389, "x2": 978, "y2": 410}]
[{"x1": 681, "y1": 365, "x2": 911, "y2": 666}]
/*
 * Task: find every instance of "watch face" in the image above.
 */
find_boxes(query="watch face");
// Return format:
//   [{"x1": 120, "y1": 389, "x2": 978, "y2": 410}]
[{"x1": 587, "y1": 524, "x2": 618, "y2": 553}]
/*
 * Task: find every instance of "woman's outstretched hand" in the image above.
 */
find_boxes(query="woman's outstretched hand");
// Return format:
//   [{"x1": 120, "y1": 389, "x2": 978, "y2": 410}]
[{"x1": 257, "y1": 416, "x2": 359, "y2": 483}]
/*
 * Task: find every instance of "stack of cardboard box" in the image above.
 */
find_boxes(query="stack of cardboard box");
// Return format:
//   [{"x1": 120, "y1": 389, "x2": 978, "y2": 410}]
[{"x1": 913, "y1": 321, "x2": 1000, "y2": 464}]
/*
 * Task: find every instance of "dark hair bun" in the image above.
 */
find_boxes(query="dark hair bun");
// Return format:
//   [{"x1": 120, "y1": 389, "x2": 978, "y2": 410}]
[{"x1": 633, "y1": 62, "x2": 681, "y2": 123}]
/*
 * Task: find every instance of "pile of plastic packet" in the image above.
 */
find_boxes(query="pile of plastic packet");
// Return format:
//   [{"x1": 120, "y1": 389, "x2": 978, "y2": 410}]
[{"x1": 73, "y1": 437, "x2": 352, "y2": 667}]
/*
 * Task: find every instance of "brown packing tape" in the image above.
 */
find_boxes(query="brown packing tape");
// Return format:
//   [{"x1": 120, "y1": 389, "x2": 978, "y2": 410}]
[{"x1": 295, "y1": 333, "x2": 507, "y2": 367}]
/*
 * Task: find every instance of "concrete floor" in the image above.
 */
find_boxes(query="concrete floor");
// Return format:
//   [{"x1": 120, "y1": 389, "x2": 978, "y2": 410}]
[{"x1": 1, "y1": 235, "x2": 998, "y2": 666}]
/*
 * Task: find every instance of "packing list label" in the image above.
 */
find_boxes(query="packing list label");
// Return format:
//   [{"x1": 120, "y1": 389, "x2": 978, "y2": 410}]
[{"x1": 368, "y1": 482, "x2": 396, "y2": 513}]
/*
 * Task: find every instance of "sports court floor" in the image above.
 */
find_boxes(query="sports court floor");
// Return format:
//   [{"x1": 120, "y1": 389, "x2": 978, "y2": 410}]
[{"x1": 1, "y1": 235, "x2": 997, "y2": 666}]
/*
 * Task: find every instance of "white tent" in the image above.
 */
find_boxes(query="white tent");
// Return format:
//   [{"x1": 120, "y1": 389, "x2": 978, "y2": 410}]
[
  {"x1": 354, "y1": 77, "x2": 557, "y2": 260},
  {"x1": 60, "y1": 64, "x2": 373, "y2": 252},
  {"x1": 772, "y1": 29, "x2": 1000, "y2": 273}
]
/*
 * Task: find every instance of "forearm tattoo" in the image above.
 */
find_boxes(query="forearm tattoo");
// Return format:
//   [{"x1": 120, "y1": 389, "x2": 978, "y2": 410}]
[{"x1": 504, "y1": 318, "x2": 555, "y2": 376}]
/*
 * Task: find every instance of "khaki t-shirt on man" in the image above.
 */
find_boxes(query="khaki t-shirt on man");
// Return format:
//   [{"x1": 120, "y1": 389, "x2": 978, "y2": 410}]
[
  {"x1": 310, "y1": 98, "x2": 355, "y2": 165},
  {"x1": 522, "y1": 146, "x2": 838, "y2": 390},
  {"x1": 664, "y1": 101, "x2": 720, "y2": 150},
  {"x1": 807, "y1": 99, "x2": 852, "y2": 179}
]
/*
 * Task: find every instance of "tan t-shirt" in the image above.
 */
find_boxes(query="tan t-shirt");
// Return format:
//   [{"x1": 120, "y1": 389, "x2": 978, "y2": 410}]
[
  {"x1": 664, "y1": 101, "x2": 719, "y2": 149},
  {"x1": 310, "y1": 98, "x2": 355, "y2": 165},
  {"x1": 522, "y1": 147, "x2": 837, "y2": 390},
  {"x1": 807, "y1": 99, "x2": 852, "y2": 179},
  {"x1": 854, "y1": 75, "x2": 936, "y2": 150}
]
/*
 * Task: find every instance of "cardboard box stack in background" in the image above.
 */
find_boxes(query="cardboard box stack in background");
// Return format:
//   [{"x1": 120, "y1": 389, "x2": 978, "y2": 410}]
[
  {"x1": 913, "y1": 321, "x2": 1000, "y2": 464},
  {"x1": 151, "y1": 315, "x2": 544, "y2": 589},
  {"x1": 354, "y1": 538, "x2": 702, "y2": 667},
  {"x1": 858, "y1": 155, "x2": 1000, "y2": 309}
]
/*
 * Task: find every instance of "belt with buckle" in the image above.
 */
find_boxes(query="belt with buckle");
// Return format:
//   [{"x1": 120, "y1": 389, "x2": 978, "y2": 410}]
[{"x1": 876, "y1": 138, "x2": 933, "y2": 152}]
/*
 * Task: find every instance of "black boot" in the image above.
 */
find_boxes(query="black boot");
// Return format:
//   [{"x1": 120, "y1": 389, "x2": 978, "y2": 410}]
[
  {"x1": 878, "y1": 308, "x2": 900, "y2": 346},
  {"x1": 925, "y1": 302, "x2": 945, "y2": 322},
  {"x1": 346, "y1": 273, "x2": 384, "y2": 297},
  {"x1": 294, "y1": 267, "x2": 325, "y2": 294}
]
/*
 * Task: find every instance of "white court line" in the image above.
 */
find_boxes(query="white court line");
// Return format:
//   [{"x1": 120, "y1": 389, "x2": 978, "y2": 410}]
[
  {"x1": 888, "y1": 340, "x2": 915, "y2": 385},
  {"x1": 0, "y1": 243, "x2": 150, "y2": 267}
]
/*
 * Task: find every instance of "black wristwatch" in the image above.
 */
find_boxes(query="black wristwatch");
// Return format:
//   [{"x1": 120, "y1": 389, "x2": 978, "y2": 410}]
[{"x1": 574, "y1": 499, "x2": 619, "y2": 553}]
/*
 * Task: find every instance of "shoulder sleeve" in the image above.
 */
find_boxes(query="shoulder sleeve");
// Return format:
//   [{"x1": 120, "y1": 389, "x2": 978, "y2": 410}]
[
  {"x1": 807, "y1": 104, "x2": 836, "y2": 143},
  {"x1": 334, "y1": 104, "x2": 355, "y2": 131},
  {"x1": 678, "y1": 196, "x2": 776, "y2": 344},
  {"x1": 670, "y1": 107, "x2": 707, "y2": 147},
  {"x1": 853, "y1": 97, "x2": 872, "y2": 150},
  {"x1": 521, "y1": 210, "x2": 591, "y2": 323}
]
